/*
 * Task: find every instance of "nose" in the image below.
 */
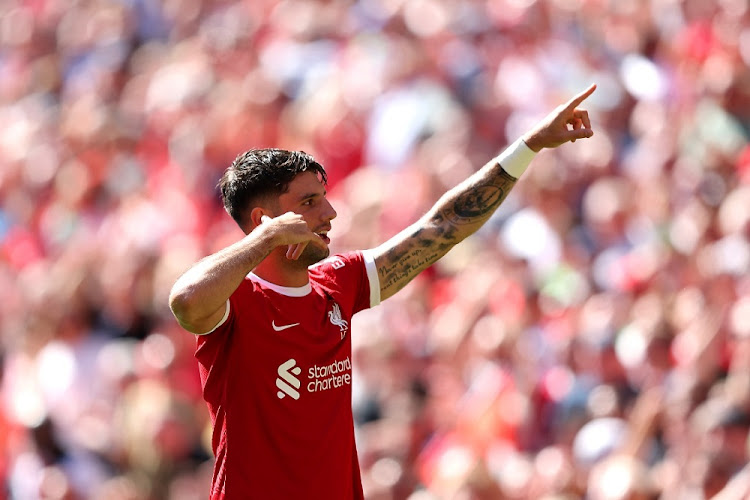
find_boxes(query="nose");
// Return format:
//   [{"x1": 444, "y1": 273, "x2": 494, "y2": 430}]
[{"x1": 323, "y1": 198, "x2": 337, "y2": 221}]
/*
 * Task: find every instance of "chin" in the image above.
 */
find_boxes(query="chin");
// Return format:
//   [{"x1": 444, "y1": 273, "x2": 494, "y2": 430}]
[{"x1": 300, "y1": 245, "x2": 330, "y2": 266}]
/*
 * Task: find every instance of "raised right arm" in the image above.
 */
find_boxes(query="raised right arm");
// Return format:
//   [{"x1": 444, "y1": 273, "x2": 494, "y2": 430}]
[
  {"x1": 169, "y1": 212, "x2": 324, "y2": 334},
  {"x1": 169, "y1": 227, "x2": 277, "y2": 334}
]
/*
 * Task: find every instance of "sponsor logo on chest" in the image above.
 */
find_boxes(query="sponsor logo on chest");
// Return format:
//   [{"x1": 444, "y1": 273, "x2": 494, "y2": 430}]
[{"x1": 275, "y1": 356, "x2": 352, "y2": 401}]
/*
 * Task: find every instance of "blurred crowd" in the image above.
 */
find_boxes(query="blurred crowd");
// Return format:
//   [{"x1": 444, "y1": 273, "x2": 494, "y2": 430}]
[{"x1": 1, "y1": 0, "x2": 750, "y2": 498}]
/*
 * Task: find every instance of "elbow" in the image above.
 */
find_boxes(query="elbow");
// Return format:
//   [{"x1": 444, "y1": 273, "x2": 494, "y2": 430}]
[
  {"x1": 168, "y1": 285, "x2": 196, "y2": 325},
  {"x1": 168, "y1": 280, "x2": 228, "y2": 334}
]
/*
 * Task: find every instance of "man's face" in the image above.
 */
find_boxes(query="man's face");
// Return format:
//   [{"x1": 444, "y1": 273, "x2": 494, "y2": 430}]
[{"x1": 276, "y1": 171, "x2": 337, "y2": 266}]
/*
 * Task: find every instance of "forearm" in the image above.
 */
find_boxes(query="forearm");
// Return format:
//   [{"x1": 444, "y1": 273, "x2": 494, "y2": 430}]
[
  {"x1": 169, "y1": 229, "x2": 275, "y2": 331},
  {"x1": 431, "y1": 156, "x2": 521, "y2": 239},
  {"x1": 422, "y1": 137, "x2": 537, "y2": 248},
  {"x1": 374, "y1": 149, "x2": 528, "y2": 300},
  {"x1": 374, "y1": 85, "x2": 595, "y2": 301}
]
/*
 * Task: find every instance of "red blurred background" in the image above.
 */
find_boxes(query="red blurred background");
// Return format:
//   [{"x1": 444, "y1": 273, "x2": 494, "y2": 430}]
[{"x1": 1, "y1": 1, "x2": 749, "y2": 498}]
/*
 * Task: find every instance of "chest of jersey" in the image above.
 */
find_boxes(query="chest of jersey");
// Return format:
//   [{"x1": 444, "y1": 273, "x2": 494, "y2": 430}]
[{"x1": 231, "y1": 283, "x2": 355, "y2": 407}]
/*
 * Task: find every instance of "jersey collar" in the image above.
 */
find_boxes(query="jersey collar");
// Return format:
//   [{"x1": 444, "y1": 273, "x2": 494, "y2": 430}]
[{"x1": 247, "y1": 272, "x2": 312, "y2": 297}]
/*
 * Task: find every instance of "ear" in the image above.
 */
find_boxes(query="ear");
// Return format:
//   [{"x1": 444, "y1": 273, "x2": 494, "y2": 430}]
[{"x1": 249, "y1": 206, "x2": 271, "y2": 228}]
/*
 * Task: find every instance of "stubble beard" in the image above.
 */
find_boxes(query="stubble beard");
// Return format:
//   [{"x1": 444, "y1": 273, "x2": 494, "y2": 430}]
[{"x1": 297, "y1": 243, "x2": 330, "y2": 267}]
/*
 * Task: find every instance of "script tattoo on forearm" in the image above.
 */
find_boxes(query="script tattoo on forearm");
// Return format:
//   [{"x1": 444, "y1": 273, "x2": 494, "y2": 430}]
[
  {"x1": 378, "y1": 228, "x2": 453, "y2": 291},
  {"x1": 379, "y1": 245, "x2": 442, "y2": 293},
  {"x1": 377, "y1": 165, "x2": 518, "y2": 296}
]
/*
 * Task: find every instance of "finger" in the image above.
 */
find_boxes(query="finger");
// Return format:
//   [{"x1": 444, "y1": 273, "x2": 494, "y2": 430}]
[
  {"x1": 295, "y1": 241, "x2": 311, "y2": 260},
  {"x1": 576, "y1": 109, "x2": 591, "y2": 129},
  {"x1": 286, "y1": 242, "x2": 306, "y2": 260},
  {"x1": 287, "y1": 243, "x2": 306, "y2": 260},
  {"x1": 563, "y1": 128, "x2": 594, "y2": 142},
  {"x1": 570, "y1": 120, "x2": 582, "y2": 142},
  {"x1": 565, "y1": 83, "x2": 597, "y2": 111}
]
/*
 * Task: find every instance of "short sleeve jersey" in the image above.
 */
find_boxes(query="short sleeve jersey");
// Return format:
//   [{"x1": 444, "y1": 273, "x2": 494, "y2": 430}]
[{"x1": 195, "y1": 250, "x2": 381, "y2": 499}]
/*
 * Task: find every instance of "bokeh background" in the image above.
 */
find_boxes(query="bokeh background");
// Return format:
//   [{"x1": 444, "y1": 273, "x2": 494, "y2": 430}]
[{"x1": 2, "y1": 0, "x2": 750, "y2": 498}]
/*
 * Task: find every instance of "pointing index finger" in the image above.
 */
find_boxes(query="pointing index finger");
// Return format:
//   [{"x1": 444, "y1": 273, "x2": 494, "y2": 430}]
[{"x1": 565, "y1": 83, "x2": 597, "y2": 110}]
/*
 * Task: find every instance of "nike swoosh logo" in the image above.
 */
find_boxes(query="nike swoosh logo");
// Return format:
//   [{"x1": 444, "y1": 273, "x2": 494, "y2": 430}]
[{"x1": 272, "y1": 321, "x2": 300, "y2": 332}]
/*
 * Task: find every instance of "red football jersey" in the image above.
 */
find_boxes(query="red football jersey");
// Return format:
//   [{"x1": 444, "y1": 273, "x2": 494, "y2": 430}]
[{"x1": 195, "y1": 251, "x2": 380, "y2": 499}]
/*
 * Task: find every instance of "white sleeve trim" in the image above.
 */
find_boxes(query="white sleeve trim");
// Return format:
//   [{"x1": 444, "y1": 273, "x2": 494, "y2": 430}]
[
  {"x1": 361, "y1": 250, "x2": 381, "y2": 308},
  {"x1": 196, "y1": 300, "x2": 230, "y2": 335}
]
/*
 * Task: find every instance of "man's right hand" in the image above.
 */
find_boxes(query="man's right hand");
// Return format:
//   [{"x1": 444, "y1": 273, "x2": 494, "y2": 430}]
[{"x1": 259, "y1": 213, "x2": 327, "y2": 260}]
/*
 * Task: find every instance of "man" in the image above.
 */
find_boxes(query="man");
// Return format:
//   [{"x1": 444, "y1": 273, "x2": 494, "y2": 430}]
[{"x1": 169, "y1": 84, "x2": 596, "y2": 499}]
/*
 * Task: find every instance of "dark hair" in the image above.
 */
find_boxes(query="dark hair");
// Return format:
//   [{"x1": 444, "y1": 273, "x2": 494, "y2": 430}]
[{"x1": 218, "y1": 148, "x2": 327, "y2": 226}]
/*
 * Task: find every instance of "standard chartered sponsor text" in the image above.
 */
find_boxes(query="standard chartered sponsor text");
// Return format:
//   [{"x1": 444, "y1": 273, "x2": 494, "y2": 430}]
[{"x1": 307, "y1": 356, "x2": 352, "y2": 393}]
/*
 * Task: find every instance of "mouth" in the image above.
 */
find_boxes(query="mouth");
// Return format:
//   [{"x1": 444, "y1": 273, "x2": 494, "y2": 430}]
[{"x1": 314, "y1": 228, "x2": 331, "y2": 245}]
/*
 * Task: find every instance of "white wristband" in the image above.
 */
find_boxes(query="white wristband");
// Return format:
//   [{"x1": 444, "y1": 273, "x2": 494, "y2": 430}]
[{"x1": 495, "y1": 138, "x2": 537, "y2": 179}]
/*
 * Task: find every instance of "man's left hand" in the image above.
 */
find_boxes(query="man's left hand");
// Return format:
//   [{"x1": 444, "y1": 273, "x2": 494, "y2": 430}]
[{"x1": 522, "y1": 84, "x2": 596, "y2": 152}]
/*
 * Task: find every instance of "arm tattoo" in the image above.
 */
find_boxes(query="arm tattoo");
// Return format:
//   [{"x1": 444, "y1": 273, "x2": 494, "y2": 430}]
[
  {"x1": 441, "y1": 167, "x2": 517, "y2": 225},
  {"x1": 377, "y1": 222, "x2": 460, "y2": 294},
  {"x1": 377, "y1": 163, "x2": 519, "y2": 298}
]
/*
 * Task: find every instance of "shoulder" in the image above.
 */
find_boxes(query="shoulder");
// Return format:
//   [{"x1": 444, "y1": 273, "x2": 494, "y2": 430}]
[
  {"x1": 309, "y1": 251, "x2": 365, "y2": 274},
  {"x1": 309, "y1": 250, "x2": 379, "y2": 281},
  {"x1": 310, "y1": 250, "x2": 381, "y2": 307}
]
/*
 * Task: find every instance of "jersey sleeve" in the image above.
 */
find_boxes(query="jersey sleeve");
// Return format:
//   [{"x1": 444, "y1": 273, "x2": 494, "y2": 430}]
[
  {"x1": 361, "y1": 249, "x2": 381, "y2": 309},
  {"x1": 194, "y1": 296, "x2": 238, "y2": 423},
  {"x1": 196, "y1": 300, "x2": 232, "y2": 336},
  {"x1": 311, "y1": 250, "x2": 381, "y2": 315}
]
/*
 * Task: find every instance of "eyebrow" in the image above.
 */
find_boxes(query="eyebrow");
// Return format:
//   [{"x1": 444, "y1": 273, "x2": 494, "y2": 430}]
[{"x1": 297, "y1": 190, "x2": 326, "y2": 202}]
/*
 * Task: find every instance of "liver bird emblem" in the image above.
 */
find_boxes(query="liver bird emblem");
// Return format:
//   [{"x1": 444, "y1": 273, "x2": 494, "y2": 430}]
[{"x1": 328, "y1": 303, "x2": 348, "y2": 339}]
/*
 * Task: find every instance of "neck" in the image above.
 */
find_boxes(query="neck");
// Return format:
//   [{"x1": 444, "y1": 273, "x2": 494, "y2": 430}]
[{"x1": 253, "y1": 254, "x2": 310, "y2": 287}]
